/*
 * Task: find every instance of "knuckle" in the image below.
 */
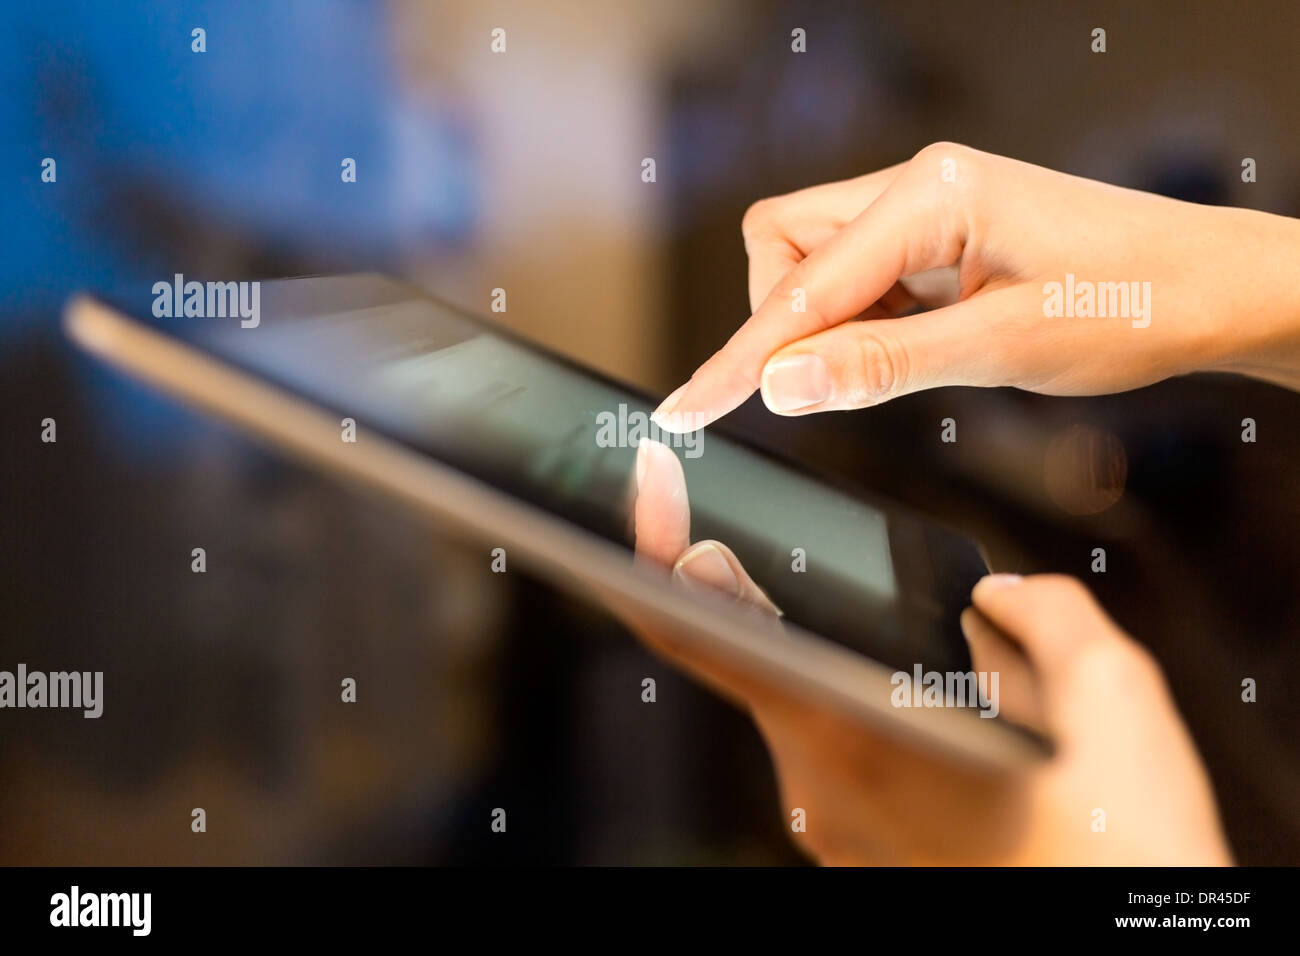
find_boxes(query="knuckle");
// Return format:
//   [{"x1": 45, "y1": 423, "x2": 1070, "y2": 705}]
[
  {"x1": 913, "y1": 140, "x2": 973, "y2": 166},
  {"x1": 741, "y1": 197, "x2": 780, "y2": 241},
  {"x1": 1116, "y1": 640, "x2": 1164, "y2": 687},
  {"x1": 907, "y1": 141, "x2": 982, "y2": 211},
  {"x1": 851, "y1": 331, "x2": 907, "y2": 401}
]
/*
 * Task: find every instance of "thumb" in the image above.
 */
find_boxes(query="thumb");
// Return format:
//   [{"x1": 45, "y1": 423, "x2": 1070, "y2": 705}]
[
  {"x1": 673, "y1": 540, "x2": 783, "y2": 618},
  {"x1": 759, "y1": 287, "x2": 1027, "y2": 414},
  {"x1": 969, "y1": 573, "x2": 1166, "y2": 744},
  {"x1": 620, "y1": 540, "x2": 784, "y2": 712}
]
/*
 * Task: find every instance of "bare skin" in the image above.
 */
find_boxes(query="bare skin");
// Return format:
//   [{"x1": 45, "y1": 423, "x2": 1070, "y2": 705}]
[
  {"x1": 616, "y1": 146, "x2": 1300, "y2": 864},
  {"x1": 650, "y1": 143, "x2": 1300, "y2": 431},
  {"x1": 624, "y1": 440, "x2": 1231, "y2": 865}
]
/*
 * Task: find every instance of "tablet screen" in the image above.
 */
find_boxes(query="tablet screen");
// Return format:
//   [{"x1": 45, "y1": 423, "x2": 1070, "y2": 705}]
[{"x1": 168, "y1": 274, "x2": 986, "y2": 676}]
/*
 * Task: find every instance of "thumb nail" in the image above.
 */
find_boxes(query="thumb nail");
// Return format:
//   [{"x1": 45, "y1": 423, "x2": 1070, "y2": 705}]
[
  {"x1": 761, "y1": 354, "x2": 831, "y2": 412},
  {"x1": 673, "y1": 543, "x2": 740, "y2": 597}
]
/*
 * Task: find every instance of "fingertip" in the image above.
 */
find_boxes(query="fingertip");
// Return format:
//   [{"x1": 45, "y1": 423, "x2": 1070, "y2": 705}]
[
  {"x1": 971, "y1": 573, "x2": 1023, "y2": 605},
  {"x1": 969, "y1": 573, "x2": 1126, "y2": 683},
  {"x1": 652, "y1": 410, "x2": 715, "y2": 434},
  {"x1": 635, "y1": 437, "x2": 686, "y2": 495},
  {"x1": 649, "y1": 382, "x2": 691, "y2": 433},
  {"x1": 650, "y1": 383, "x2": 720, "y2": 434},
  {"x1": 632, "y1": 439, "x2": 690, "y2": 564}
]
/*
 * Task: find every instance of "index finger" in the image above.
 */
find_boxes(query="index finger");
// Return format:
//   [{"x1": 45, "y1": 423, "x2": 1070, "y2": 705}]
[{"x1": 654, "y1": 146, "x2": 971, "y2": 432}]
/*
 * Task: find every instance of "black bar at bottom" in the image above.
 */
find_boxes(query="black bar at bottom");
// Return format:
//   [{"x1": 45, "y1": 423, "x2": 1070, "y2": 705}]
[{"x1": 0, "y1": 865, "x2": 1291, "y2": 941}]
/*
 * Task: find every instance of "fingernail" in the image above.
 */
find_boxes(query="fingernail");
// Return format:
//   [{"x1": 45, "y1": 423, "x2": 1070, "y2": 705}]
[
  {"x1": 761, "y1": 354, "x2": 831, "y2": 412},
  {"x1": 973, "y1": 573, "x2": 1022, "y2": 599},
  {"x1": 650, "y1": 382, "x2": 691, "y2": 432},
  {"x1": 673, "y1": 543, "x2": 740, "y2": 597}
]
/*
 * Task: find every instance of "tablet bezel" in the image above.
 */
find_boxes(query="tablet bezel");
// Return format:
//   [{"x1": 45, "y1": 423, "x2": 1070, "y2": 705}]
[{"x1": 64, "y1": 285, "x2": 1050, "y2": 770}]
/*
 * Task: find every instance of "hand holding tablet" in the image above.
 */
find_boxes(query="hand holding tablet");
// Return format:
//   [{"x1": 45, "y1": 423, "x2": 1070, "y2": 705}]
[
  {"x1": 68, "y1": 132, "x2": 1300, "y2": 865},
  {"x1": 624, "y1": 437, "x2": 1231, "y2": 865}
]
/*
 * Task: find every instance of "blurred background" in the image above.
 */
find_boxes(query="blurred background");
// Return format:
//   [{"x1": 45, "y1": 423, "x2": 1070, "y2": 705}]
[{"x1": 2, "y1": 0, "x2": 1299, "y2": 864}]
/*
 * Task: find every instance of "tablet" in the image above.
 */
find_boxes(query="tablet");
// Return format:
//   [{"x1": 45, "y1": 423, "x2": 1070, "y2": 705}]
[{"x1": 65, "y1": 273, "x2": 1049, "y2": 768}]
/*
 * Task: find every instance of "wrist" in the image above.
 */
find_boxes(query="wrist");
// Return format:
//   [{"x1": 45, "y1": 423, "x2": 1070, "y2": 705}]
[{"x1": 1202, "y1": 209, "x2": 1300, "y2": 389}]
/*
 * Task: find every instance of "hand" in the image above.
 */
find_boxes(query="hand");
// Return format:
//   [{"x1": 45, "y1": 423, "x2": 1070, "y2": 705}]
[
  {"x1": 651, "y1": 143, "x2": 1300, "y2": 431},
  {"x1": 620, "y1": 439, "x2": 1232, "y2": 865}
]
